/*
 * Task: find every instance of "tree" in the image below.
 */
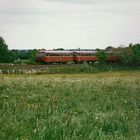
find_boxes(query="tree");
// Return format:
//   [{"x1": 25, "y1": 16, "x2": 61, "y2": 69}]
[
  {"x1": 96, "y1": 50, "x2": 107, "y2": 62},
  {"x1": 118, "y1": 47, "x2": 133, "y2": 66},
  {"x1": 130, "y1": 44, "x2": 140, "y2": 66},
  {"x1": 105, "y1": 46, "x2": 114, "y2": 51},
  {"x1": 0, "y1": 36, "x2": 9, "y2": 63},
  {"x1": 54, "y1": 48, "x2": 64, "y2": 51},
  {"x1": 17, "y1": 49, "x2": 37, "y2": 60}
]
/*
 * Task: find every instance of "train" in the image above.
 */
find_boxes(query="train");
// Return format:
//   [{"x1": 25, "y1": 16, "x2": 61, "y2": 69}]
[{"x1": 36, "y1": 50, "x2": 119, "y2": 64}]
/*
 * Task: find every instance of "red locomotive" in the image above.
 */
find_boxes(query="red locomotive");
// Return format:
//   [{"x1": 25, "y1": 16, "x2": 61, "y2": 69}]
[
  {"x1": 36, "y1": 50, "x2": 97, "y2": 64},
  {"x1": 36, "y1": 50, "x2": 119, "y2": 64},
  {"x1": 73, "y1": 51, "x2": 96, "y2": 63},
  {"x1": 106, "y1": 52, "x2": 120, "y2": 62}
]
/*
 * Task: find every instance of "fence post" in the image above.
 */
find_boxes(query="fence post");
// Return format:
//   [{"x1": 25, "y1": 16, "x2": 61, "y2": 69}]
[
  {"x1": 0, "y1": 69, "x2": 2, "y2": 74},
  {"x1": 19, "y1": 69, "x2": 21, "y2": 74},
  {"x1": 13, "y1": 69, "x2": 15, "y2": 74},
  {"x1": 7, "y1": 70, "x2": 9, "y2": 75}
]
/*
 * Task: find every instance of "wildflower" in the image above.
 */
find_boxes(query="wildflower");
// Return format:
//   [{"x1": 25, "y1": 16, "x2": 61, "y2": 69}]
[
  {"x1": 124, "y1": 100, "x2": 127, "y2": 103},
  {"x1": 95, "y1": 116, "x2": 99, "y2": 120},
  {"x1": 34, "y1": 129, "x2": 37, "y2": 133}
]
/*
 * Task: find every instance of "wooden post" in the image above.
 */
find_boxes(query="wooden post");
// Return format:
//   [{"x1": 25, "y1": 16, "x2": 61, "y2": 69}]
[
  {"x1": 13, "y1": 69, "x2": 15, "y2": 74},
  {"x1": 0, "y1": 69, "x2": 2, "y2": 74},
  {"x1": 18, "y1": 69, "x2": 20, "y2": 74},
  {"x1": 7, "y1": 70, "x2": 9, "y2": 75}
]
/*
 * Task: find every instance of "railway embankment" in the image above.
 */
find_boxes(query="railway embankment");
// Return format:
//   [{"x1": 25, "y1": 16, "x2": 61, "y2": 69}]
[{"x1": 0, "y1": 63, "x2": 139, "y2": 74}]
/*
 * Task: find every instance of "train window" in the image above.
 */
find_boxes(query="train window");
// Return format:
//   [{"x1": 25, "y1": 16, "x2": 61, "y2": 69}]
[
  {"x1": 37, "y1": 52, "x2": 46, "y2": 57},
  {"x1": 73, "y1": 52, "x2": 76, "y2": 56}
]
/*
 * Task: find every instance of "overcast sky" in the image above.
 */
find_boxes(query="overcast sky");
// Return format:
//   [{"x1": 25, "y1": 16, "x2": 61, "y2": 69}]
[{"x1": 0, "y1": 0, "x2": 140, "y2": 50}]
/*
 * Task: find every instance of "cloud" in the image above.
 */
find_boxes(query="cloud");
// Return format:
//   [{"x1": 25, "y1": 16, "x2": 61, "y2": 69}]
[
  {"x1": 0, "y1": 0, "x2": 140, "y2": 49},
  {"x1": 0, "y1": 0, "x2": 139, "y2": 16},
  {"x1": 44, "y1": 0, "x2": 139, "y2": 5}
]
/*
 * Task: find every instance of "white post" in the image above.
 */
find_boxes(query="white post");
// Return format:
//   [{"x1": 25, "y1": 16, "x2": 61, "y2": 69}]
[
  {"x1": 13, "y1": 69, "x2": 15, "y2": 74},
  {"x1": 7, "y1": 70, "x2": 9, "y2": 74},
  {"x1": 0, "y1": 69, "x2": 2, "y2": 74},
  {"x1": 18, "y1": 69, "x2": 20, "y2": 74}
]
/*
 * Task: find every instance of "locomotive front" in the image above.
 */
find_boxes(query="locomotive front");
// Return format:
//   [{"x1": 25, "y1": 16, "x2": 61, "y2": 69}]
[{"x1": 36, "y1": 51, "x2": 46, "y2": 62}]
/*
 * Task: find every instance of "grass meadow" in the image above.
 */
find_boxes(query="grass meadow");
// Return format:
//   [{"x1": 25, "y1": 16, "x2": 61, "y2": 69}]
[{"x1": 0, "y1": 71, "x2": 140, "y2": 140}]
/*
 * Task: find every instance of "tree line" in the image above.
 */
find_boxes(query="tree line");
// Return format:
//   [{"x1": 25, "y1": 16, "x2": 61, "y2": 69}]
[
  {"x1": 0, "y1": 36, "x2": 140, "y2": 66},
  {"x1": 96, "y1": 43, "x2": 140, "y2": 67},
  {"x1": 0, "y1": 36, "x2": 37, "y2": 64}
]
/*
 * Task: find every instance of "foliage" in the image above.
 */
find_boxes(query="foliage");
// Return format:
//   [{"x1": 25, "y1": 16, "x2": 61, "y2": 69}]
[
  {"x1": 18, "y1": 49, "x2": 37, "y2": 60},
  {"x1": 116, "y1": 44, "x2": 140, "y2": 67},
  {"x1": 96, "y1": 50, "x2": 107, "y2": 63},
  {"x1": 130, "y1": 43, "x2": 140, "y2": 66},
  {"x1": 0, "y1": 72, "x2": 140, "y2": 139},
  {"x1": 54, "y1": 48, "x2": 64, "y2": 51},
  {"x1": 117, "y1": 47, "x2": 133, "y2": 66},
  {"x1": 0, "y1": 36, "x2": 37, "y2": 63},
  {"x1": 9, "y1": 49, "x2": 37, "y2": 64},
  {"x1": 0, "y1": 36, "x2": 9, "y2": 63}
]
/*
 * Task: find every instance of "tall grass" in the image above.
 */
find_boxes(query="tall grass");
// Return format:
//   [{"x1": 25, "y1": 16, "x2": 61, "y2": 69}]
[{"x1": 0, "y1": 71, "x2": 140, "y2": 140}]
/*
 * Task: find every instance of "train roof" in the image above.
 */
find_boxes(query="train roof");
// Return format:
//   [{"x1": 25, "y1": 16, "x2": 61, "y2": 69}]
[
  {"x1": 38, "y1": 50, "x2": 73, "y2": 54},
  {"x1": 74, "y1": 51, "x2": 96, "y2": 54},
  {"x1": 38, "y1": 50, "x2": 96, "y2": 54}
]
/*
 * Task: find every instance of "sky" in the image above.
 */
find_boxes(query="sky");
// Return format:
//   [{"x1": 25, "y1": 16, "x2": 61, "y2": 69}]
[{"x1": 0, "y1": 0, "x2": 140, "y2": 50}]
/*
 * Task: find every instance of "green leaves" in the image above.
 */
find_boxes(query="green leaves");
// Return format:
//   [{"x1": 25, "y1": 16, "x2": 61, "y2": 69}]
[{"x1": 0, "y1": 36, "x2": 9, "y2": 63}]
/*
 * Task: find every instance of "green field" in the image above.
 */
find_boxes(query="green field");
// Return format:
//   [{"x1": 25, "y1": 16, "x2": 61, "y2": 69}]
[{"x1": 0, "y1": 71, "x2": 140, "y2": 140}]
